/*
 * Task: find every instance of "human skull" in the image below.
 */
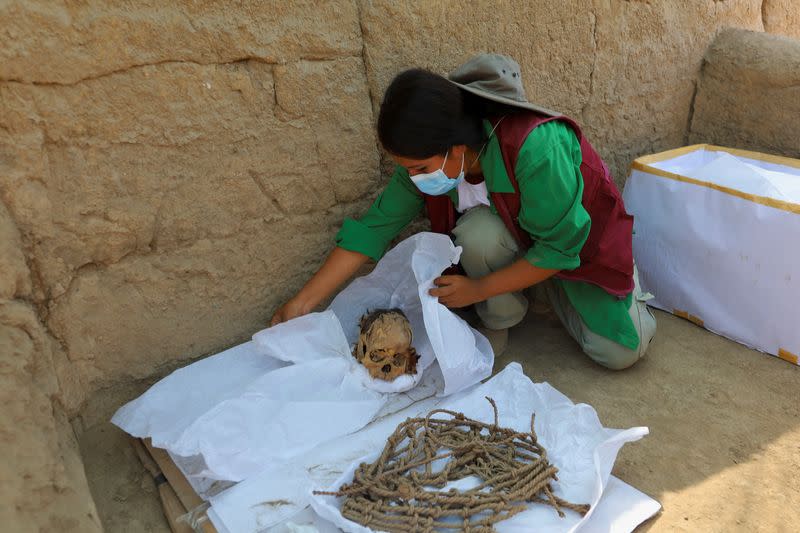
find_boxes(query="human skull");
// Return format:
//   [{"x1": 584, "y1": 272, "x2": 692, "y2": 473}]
[{"x1": 353, "y1": 309, "x2": 419, "y2": 381}]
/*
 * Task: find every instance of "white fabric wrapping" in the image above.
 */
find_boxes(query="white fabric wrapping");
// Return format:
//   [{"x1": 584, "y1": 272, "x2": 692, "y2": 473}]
[
  {"x1": 111, "y1": 341, "x2": 289, "y2": 456},
  {"x1": 623, "y1": 145, "x2": 800, "y2": 363},
  {"x1": 112, "y1": 233, "x2": 494, "y2": 481},
  {"x1": 327, "y1": 232, "x2": 494, "y2": 396},
  {"x1": 649, "y1": 149, "x2": 800, "y2": 201},
  {"x1": 208, "y1": 364, "x2": 658, "y2": 533},
  {"x1": 113, "y1": 231, "x2": 659, "y2": 532}
]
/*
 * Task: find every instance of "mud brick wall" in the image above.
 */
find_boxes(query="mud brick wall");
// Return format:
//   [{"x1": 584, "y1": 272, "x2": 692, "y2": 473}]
[{"x1": 1, "y1": 2, "x2": 798, "y2": 531}]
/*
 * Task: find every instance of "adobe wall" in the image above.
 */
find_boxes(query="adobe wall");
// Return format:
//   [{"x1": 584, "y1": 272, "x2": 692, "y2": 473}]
[
  {"x1": 1, "y1": 2, "x2": 797, "y2": 530},
  {"x1": 690, "y1": 28, "x2": 800, "y2": 159}
]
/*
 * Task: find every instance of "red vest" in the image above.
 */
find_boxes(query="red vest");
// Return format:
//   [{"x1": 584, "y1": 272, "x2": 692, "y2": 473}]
[{"x1": 423, "y1": 112, "x2": 635, "y2": 297}]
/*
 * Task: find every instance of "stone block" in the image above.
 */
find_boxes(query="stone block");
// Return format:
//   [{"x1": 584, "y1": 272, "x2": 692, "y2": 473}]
[
  {"x1": 762, "y1": 0, "x2": 800, "y2": 39},
  {"x1": 1, "y1": 57, "x2": 377, "y2": 308},
  {"x1": 274, "y1": 57, "x2": 380, "y2": 202},
  {"x1": 45, "y1": 210, "x2": 355, "y2": 388},
  {"x1": 690, "y1": 29, "x2": 800, "y2": 159}
]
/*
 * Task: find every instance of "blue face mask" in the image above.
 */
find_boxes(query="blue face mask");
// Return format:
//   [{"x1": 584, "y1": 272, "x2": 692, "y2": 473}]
[{"x1": 410, "y1": 151, "x2": 464, "y2": 196}]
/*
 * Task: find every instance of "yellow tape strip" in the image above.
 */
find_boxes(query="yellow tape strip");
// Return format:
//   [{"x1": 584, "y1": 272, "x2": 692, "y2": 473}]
[
  {"x1": 632, "y1": 144, "x2": 800, "y2": 170},
  {"x1": 629, "y1": 144, "x2": 800, "y2": 215},
  {"x1": 705, "y1": 144, "x2": 800, "y2": 170},
  {"x1": 778, "y1": 348, "x2": 799, "y2": 365},
  {"x1": 629, "y1": 161, "x2": 800, "y2": 215},
  {"x1": 673, "y1": 309, "x2": 705, "y2": 327},
  {"x1": 633, "y1": 144, "x2": 708, "y2": 165}
]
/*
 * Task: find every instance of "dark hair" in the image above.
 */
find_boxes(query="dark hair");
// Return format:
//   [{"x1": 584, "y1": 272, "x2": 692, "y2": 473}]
[{"x1": 377, "y1": 68, "x2": 487, "y2": 159}]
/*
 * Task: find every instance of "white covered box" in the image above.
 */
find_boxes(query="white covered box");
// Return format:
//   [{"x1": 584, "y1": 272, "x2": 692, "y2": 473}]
[{"x1": 623, "y1": 144, "x2": 800, "y2": 366}]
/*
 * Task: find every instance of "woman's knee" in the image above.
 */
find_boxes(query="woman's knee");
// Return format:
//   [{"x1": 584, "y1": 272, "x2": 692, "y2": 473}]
[
  {"x1": 594, "y1": 349, "x2": 642, "y2": 370},
  {"x1": 456, "y1": 234, "x2": 517, "y2": 271},
  {"x1": 583, "y1": 341, "x2": 644, "y2": 370},
  {"x1": 452, "y1": 208, "x2": 518, "y2": 273}
]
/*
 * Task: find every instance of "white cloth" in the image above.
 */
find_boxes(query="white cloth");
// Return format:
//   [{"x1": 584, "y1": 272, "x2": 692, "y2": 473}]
[
  {"x1": 112, "y1": 233, "x2": 494, "y2": 481},
  {"x1": 624, "y1": 145, "x2": 800, "y2": 362},
  {"x1": 112, "y1": 231, "x2": 660, "y2": 532},
  {"x1": 207, "y1": 363, "x2": 659, "y2": 533},
  {"x1": 326, "y1": 232, "x2": 493, "y2": 397},
  {"x1": 456, "y1": 178, "x2": 491, "y2": 213},
  {"x1": 650, "y1": 149, "x2": 800, "y2": 202}
]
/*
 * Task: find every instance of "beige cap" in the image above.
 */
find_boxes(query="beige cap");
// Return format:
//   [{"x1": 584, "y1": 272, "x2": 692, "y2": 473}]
[{"x1": 448, "y1": 53, "x2": 558, "y2": 117}]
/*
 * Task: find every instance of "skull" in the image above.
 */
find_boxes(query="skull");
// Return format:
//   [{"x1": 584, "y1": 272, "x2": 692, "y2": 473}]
[{"x1": 353, "y1": 309, "x2": 419, "y2": 381}]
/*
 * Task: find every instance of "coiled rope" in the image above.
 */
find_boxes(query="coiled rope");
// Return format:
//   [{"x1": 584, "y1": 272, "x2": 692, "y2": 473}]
[{"x1": 314, "y1": 397, "x2": 590, "y2": 532}]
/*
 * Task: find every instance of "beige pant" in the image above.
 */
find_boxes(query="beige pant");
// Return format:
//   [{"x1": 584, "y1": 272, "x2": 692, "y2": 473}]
[{"x1": 452, "y1": 206, "x2": 656, "y2": 370}]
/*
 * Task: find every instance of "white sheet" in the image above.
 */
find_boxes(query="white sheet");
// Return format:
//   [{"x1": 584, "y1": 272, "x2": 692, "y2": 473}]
[
  {"x1": 624, "y1": 146, "x2": 800, "y2": 363},
  {"x1": 113, "y1": 233, "x2": 494, "y2": 481},
  {"x1": 207, "y1": 476, "x2": 660, "y2": 533},
  {"x1": 651, "y1": 147, "x2": 800, "y2": 202},
  {"x1": 112, "y1": 231, "x2": 660, "y2": 531},
  {"x1": 208, "y1": 364, "x2": 659, "y2": 532},
  {"x1": 308, "y1": 363, "x2": 651, "y2": 533}
]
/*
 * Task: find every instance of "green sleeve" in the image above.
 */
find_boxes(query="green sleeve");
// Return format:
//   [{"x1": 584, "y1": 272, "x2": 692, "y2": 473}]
[
  {"x1": 516, "y1": 121, "x2": 591, "y2": 270},
  {"x1": 335, "y1": 165, "x2": 424, "y2": 260}
]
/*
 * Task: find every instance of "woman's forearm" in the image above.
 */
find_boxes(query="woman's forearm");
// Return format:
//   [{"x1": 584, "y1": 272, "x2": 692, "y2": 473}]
[
  {"x1": 478, "y1": 258, "x2": 558, "y2": 300},
  {"x1": 294, "y1": 246, "x2": 371, "y2": 309}
]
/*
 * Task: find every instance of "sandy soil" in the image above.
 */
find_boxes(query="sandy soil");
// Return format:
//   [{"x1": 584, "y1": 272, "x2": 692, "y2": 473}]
[
  {"x1": 79, "y1": 423, "x2": 170, "y2": 533},
  {"x1": 79, "y1": 309, "x2": 800, "y2": 532}
]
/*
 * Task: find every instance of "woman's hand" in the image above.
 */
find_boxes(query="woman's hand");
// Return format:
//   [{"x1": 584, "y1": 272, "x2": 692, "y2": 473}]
[
  {"x1": 429, "y1": 275, "x2": 487, "y2": 308},
  {"x1": 429, "y1": 260, "x2": 559, "y2": 309},
  {"x1": 270, "y1": 297, "x2": 313, "y2": 326},
  {"x1": 268, "y1": 246, "x2": 371, "y2": 327}
]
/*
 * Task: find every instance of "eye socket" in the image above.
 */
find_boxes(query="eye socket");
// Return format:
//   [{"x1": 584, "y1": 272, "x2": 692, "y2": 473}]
[
  {"x1": 369, "y1": 350, "x2": 389, "y2": 362},
  {"x1": 392, "y1": 354, "x2": 406, "y2": 366}
]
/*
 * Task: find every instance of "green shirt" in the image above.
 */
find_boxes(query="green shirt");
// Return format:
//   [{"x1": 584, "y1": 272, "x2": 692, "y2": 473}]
[{"x1": 335, "y1": 120, "x2": 639, "y2": 350}]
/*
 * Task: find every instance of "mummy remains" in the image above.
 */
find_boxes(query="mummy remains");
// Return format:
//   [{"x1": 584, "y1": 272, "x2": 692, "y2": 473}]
[{"x1": 353, "y1": 309, "x2": 419, "y2": 381}]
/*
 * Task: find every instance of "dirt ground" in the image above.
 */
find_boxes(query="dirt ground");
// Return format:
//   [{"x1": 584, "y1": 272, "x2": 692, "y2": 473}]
[{"x1": 79, "y1": 309, "x2": 800, "y2": 532}]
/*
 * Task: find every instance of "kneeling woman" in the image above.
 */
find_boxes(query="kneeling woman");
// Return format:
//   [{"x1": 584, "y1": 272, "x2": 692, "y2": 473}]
[{"x1": 272, "y1": 54, "x2": 656, "y2": 369}]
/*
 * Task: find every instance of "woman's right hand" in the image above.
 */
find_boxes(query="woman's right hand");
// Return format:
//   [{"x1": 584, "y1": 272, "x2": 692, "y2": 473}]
[
  {"x1": 270, "y1": 296, "x2": 312, "y2": 326},
  {"x1": 268, "y1": 246, "x2": 370, "y2": 327}
]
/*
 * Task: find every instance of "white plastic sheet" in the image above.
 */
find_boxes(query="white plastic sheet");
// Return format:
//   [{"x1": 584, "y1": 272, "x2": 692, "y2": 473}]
[
  {"x1": 208, "y1": 364, "x2": 658, "y2": 533},
  {"x1": 624, "y1": 145, "x2": 800, "y2": 365},
  {"x1": 113, "y1": 230, "x2": 659, "y2": 532},
  {"x1": 327, "y1": 232, "x2": 493, "y2": 396},
  {"x1": 113, "y1": 233, "x2": 494, "y2": 481},
  {"x1": 649, "y1": 147, "x2": 800, "y2": 201}
]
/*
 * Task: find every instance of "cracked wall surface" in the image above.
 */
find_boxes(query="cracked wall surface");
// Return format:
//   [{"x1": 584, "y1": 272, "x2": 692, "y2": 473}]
[
  {"x1": 1, "y1": 2, "x2": 379, "y2": 402},
  {"x1": 0, "y1": 1, "x2": 798, "y2": 530},
  {"x1": 0, "y1": 203, "x2": 101, "y2": 532}
]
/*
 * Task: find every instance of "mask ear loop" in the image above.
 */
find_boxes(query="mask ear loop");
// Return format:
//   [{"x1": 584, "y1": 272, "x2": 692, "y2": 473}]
[
  {"x1": 469, "y1": 115, "x2": 506, "y2": 171},
  {"x1": 439, "y1": 149, "x2": 450, "y2": 171}
]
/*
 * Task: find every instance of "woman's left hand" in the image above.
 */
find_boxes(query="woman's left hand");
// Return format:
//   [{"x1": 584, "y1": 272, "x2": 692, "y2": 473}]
[{"x1": 429, "y1": 275, "x2": 487, "y2": 308}]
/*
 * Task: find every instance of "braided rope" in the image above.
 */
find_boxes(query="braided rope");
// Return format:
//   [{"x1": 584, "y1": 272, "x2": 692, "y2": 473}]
[{"x1": 315, "y1": 397, "x2": 590, "y2": 532}]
